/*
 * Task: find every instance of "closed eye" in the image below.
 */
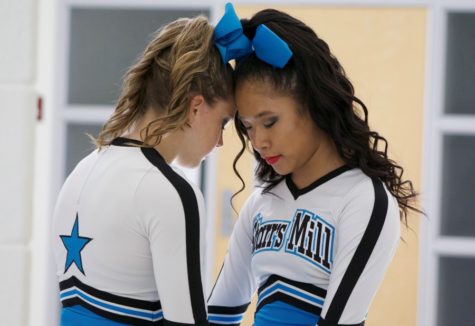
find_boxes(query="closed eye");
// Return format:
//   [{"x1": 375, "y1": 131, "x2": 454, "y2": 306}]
[{"x1": 264, "y1": 117, "x2": 278, "y2": 128}]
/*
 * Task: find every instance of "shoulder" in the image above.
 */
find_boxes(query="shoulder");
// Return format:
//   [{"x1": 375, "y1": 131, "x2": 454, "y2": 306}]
[
  {"x1": 170, "y1": 165, "x2": 204, "y2": 203},
  {"x1": 340, "y1": 169, "x2": 381, "y2": 202},
  {"x1": 67, "y1": 148, "x2": 100, "y2": 178},
  {"x1": 134, "y1": 163, "x2": 204, "y2": 220},
  {"x1": 335, "y1": 169, "x2": 399, "y2": 224},
  {"x1": 332, "y1": 170, "x2": 400, "y2": 255},
  {"x1": 252, "y1": 178, "x2": 289, "y2": 202},
  {"x1": 242, "y1": 185, "x2": 271, "y2": 209}
]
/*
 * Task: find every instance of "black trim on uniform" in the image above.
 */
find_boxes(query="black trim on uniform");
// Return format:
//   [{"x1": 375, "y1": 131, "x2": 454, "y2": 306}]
[
  {"x1": 207, "y1": 303, "x2": 248, "y2": 326},
  {"x1": 258, "y1": 274, "x2": 327, "y2": 298},
  {"x1": 257, "y1": 292, "x2": 323, "y2": 316},
  {"x1": 60, "y1": 276, "x2": 161, "y2": 324},
  {"x1": 256, "y1": 274, "x2": 327, "y2": 315},
  {"x1": 60, "y1": 276, "x2": 160, "y2": 310},
  {"x1": 208, "y1": 284, "x2": 248, "y2": 326},
  {"x1": 111, "y1": 137, "x2": 143, "y2": 146},
  {"x1": 208, "y1": 302, "x2": 250, "y2": 314},
  {"x1": 286, "y1": 165, "x2": 352, "y2": 200},
  {"x1": 318, "y1": 317, "x2": 365, "y2": 326},
  {"x1": 321, "y1": 177, "x2": 388, "y2": 325},
  {"x1": 141, "y1": 146, "x2": 208, "y2": 325}
]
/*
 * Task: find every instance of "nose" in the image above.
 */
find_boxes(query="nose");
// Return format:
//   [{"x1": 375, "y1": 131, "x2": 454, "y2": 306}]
[
  {"x1": 249, "y1": 127, "x2": 269, "y2": 152},
  {"x1": 216, "y1": 130, "x2": 224, "y2": 148}
]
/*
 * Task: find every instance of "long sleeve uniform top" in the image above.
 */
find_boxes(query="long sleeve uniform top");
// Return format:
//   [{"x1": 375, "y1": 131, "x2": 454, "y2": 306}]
[
  {"x1": 52, "y1": 138, "x2": 209, "y2": 325},
  {"x1": 208, "y1": 166, "x2": 400, "y2": 326}
]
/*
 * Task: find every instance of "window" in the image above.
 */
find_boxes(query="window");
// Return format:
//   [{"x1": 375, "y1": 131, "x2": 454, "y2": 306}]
[
  {"x1": 62, "y1": 6, "x2": 209, "y2": 184},
  {"x1": 421, "y1": 8, "x2": 475, "y2": 326}
]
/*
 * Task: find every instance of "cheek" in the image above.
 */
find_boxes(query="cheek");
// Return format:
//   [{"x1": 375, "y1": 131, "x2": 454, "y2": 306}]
[
  {"x1": 276, "y1": 122, "x2": 299, "y2": 146},
  {"x1": 277, "y1": 125, "x2": 310, "y2": 154},
  {"x1": 206, "y1": 123, "x2": 222, "y2": 146}
]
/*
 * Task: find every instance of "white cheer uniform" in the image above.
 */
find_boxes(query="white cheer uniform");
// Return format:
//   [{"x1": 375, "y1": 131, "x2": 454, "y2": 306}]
[
  {"x1": 208, "y1": 166, "x2": 400, "y2": 326},
  {"x1": 52, "y1": 137, "x2": 209, "y2": 325}
]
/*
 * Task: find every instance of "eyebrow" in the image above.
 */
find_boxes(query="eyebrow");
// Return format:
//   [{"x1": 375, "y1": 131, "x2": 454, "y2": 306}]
[{"x1": 239, "y1": 110, "x2": 274, "y2": 122}]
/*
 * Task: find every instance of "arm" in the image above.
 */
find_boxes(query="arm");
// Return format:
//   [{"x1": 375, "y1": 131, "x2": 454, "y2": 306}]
[
  {"x1": 207, "y1": 193, "x2": 259, "y2": 326},
  {"x1": 137, "y1": 170, "x2": 209, "y2": 325},
  {"x1": 318, "y1": 177, "x2": 400, "y2": 326}
]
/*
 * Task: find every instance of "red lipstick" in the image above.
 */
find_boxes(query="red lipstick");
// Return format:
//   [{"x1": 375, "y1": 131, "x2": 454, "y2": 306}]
[{"x1": 264, "y1": 155, "x2": 281, "y2": 165}]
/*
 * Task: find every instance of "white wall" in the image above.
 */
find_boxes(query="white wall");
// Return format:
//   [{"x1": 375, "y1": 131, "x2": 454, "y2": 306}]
[
  {"x1": 29, "y1": 0, "x2": 63, "y2": 324},
  {"x1": 0, "y1": 0, "x2": 37, "y2": 325}
]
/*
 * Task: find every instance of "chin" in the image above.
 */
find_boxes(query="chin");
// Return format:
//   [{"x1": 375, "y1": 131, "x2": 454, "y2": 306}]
[
  {"x1": 269, "y1": 163, "x2": 289, "y2": 176},
  {"x1": 271, "y1": 168, "x2": 287, "y2": 176}
]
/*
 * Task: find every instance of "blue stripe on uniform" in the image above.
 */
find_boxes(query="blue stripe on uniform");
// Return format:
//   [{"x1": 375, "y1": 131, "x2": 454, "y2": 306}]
[
  {"x1": 208, "y1": 313, "x2": 245, "y2": 324},
  {"x1": 257, "y1": 282, "x2": 325, "y2": 307},
  {"x1": 60, "y1": 288, "x2": 163, "y2": 320},
  {"x1": 59, "y1": 276, "x2": 162, "y2": 324}
]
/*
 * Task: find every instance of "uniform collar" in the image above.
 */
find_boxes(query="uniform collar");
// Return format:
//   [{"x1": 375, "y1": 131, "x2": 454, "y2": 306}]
[{"x1": 285, "y1": 165, "x2": 352, "y2": 200}]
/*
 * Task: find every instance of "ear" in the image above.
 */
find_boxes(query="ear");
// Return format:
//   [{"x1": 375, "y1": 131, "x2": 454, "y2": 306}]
[{"x1": 188, "y1": 94, "x2": 206, "y2": 124}]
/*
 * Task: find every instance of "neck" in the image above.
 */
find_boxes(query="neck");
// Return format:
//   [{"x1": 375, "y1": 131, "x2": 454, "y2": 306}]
[
  {"x1": 123, "y1": 108, "x2": 184, "y2": 164},
  {"x1": 291, "y1": 134, "x2": 345, "y2": 189}
]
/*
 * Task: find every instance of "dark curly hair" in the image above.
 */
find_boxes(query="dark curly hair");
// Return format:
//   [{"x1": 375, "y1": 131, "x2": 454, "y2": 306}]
[{"x1": 232, "y1": 9, "x2": 421, "y2": 225}]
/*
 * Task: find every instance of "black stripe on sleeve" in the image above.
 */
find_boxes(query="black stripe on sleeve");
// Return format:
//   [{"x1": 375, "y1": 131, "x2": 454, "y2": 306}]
[
  {"x1": 141, "y1": 147, "x2": 208, "y2": 325},
  {"x1": 208, "y1": 302, "x2": 250, "y2": 314},
  {"x1": 321, "y1": 177, "x2": 388, "y2": 324}
]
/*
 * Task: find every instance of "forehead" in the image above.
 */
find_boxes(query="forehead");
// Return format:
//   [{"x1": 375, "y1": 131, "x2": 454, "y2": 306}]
[{"x1": 236, "y1": 80, "x2": 300, "y2": 120}]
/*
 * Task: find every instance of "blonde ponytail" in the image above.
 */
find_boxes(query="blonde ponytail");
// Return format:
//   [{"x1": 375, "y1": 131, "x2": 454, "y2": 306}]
[{"x1": 95, "y1": 16, "x2": 233, "y2": 148}]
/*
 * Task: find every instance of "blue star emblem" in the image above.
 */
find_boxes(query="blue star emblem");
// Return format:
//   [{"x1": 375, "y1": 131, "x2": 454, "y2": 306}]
[{"x1": 60, "y1": 214, "x2": 92, "y2": 275}]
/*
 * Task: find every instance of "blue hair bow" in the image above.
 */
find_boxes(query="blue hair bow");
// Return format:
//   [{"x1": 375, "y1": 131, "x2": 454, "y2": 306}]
[{"x1": 214, "y1": 3, "x2": 293, "y2": 69}]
